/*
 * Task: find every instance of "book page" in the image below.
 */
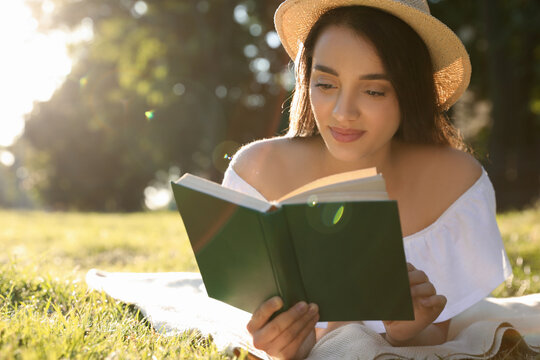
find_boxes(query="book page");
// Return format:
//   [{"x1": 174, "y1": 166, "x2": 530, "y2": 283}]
[
  {"x1": 276, "y1": 167, "x2": 385, "y2": 204},
  {"x1": 175, "y1": 174, "x2": 273, "y2": 212}
]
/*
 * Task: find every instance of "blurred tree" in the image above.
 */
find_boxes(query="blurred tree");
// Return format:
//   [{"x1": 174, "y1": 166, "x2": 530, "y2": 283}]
[
  {"x1": 21, "y1": 0, "x2": 538, "y2": 211},
  {"x1": 480, "y1": 0, "x2": 539, "y2": 209},
  {"x1": 429, "y1": 0, "x2": 539, "y2": 210},
  {"x1": 22, "y1": 0, "x2": 288, "y2": 211}
]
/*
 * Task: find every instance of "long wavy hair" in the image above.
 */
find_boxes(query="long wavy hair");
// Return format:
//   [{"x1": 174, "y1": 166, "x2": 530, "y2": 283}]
[{"x1": 287, "y1": 6, "x2": 466, "y2": 150}]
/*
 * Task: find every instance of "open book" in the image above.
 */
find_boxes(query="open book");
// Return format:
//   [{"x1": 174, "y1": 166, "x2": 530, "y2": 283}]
[{"x1": 171, "y1": 168, "x2": 413, "y2": 321}]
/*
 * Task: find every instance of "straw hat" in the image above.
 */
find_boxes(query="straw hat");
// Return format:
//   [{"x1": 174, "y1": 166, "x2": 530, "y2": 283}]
[{"x1": 274, "y1": 0, "x2": 471, "y2": 110}]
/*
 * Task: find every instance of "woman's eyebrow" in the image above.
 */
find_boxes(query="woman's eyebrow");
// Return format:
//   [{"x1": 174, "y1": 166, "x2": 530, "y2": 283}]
[
  {"x1": 312, "y1": 64, "x2": 389, "y2": 81},
  {"x1": 360, "y1": 73, "x2": 390, "y2": 81},
  {"x1": 313, "y1": 64, "x2": 339, "y2": 76}
]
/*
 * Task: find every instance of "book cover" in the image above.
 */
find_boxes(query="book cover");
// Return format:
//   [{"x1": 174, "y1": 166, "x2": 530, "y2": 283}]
[{"x1": 171, "y1": 172, "x2": 413, "y2": 321}]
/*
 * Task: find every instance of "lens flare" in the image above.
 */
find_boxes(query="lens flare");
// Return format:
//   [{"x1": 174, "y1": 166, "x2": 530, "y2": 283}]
[
  {"x1": 307, "y1": 195, "x2": 318, "y2": 207},
  {"x1": 333, "y1": 205, "x2": 345, "y2": 225},
  {"x1": 79, "y1": 76, "x2": 88, "y2": 87},
  {"x1": 212, "y1": 140, "x2": 240, "y2": 173},
  {"x1": 145, "y1": 110, "x2": 155, "y2": 121}
]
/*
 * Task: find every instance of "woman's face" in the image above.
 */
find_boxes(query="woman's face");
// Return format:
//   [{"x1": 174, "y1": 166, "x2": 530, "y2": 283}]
[{"x1": 309, "y1": 25, "x2": 401, "y2": 164}]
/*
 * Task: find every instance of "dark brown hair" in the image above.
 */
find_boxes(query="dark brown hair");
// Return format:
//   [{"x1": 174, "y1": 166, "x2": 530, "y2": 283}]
[{"x1": 287, "y1": 6, "x2": 466, "y2": 150}]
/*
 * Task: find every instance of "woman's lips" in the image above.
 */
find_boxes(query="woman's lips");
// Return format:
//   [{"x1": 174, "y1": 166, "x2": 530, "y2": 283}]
[{"x1": 329, "y1": 127, "x2": 365, "y2": 143}]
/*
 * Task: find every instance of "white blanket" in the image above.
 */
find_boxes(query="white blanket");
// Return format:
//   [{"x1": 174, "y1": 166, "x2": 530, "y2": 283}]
[{"x1": 86, "y1": 270, "x2": 540, "y2": 359}]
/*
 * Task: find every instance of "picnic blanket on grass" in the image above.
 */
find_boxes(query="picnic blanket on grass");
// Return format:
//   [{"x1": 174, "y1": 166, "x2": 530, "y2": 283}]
[{"x1": 86, "y1": 270, "x2": 540, "y2": 359}]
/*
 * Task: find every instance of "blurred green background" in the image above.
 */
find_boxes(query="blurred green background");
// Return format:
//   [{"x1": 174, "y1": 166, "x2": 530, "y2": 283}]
[{"x1": 0, "y1": 0, "x2": 538, "y2": 212}]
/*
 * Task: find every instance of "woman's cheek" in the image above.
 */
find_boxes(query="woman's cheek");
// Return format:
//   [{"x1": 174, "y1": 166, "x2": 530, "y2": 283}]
[
  {"x1": 310, "y1": 92, "x2": 333, "y2": 119},
  {"x1": 377, "y1": 103, "x2": 401, "y2": 136},
  {"x1": 309, "y1": 93, "x2": 323, "y2": 121}
]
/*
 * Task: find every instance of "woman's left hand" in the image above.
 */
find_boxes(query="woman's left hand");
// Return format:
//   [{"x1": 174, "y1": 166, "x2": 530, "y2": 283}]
[{"x1": 383, "y1": 262, "x2": 447, "y2": 345}]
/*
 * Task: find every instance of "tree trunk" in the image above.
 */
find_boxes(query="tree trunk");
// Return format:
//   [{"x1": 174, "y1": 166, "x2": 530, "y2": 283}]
[{"x1": 481, "y1": 0, "x2": 540, "y2": 210}]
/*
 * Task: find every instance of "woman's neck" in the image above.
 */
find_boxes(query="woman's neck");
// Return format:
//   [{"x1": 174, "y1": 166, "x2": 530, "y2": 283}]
[{"x1": 316, "y1": 136, "x2": 402, "y2": 179}]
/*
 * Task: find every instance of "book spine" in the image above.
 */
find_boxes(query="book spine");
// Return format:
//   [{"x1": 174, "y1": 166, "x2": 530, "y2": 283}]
[{"x1": 257, "y1": 210, "x2": 308, "y2": 312}]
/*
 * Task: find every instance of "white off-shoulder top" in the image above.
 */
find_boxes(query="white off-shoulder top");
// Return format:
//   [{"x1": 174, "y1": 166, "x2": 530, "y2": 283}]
[{"x1": 222, "y1": 165, "x2": 513, "y2": 333}]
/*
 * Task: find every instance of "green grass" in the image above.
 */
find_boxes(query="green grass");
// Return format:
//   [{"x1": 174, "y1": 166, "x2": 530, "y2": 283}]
[
  {"x1": 1, "y1": 207, "x2": 539, "y2": 359},
  {"x1": 492, "y1": 206, "x2": 540, "y2": 297},
  {"x1": 0, "y1": 211, "x2": 237, "y2": 359}
]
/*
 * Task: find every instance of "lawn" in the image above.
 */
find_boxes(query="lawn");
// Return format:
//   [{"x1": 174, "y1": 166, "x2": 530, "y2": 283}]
[{"x1": 1, "y1": 207, "x2": 539, "y2": 359}]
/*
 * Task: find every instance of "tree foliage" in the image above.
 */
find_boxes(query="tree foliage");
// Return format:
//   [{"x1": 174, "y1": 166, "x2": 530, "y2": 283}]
[
  {"x1": 19, "y1": 0, "x2": 539, "y2": 211},
  {"x1": 23, "y1": 0, "x2": 288, "y2": 211},
  {"x1": 429, "y1": 0, "x2": 540, "y2": 209}
]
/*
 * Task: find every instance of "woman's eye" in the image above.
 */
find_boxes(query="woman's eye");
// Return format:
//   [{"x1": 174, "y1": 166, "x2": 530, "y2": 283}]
[
  {"x1": 315, "y1": 83, "x2": 335, "y2": 90},
  {"x1": 366, "y1": 90, "x2": 385, "y2": 97}
]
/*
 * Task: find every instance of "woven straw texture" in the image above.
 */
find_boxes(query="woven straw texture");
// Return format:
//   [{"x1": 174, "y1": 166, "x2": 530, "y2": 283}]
[{"x1": 274, "y1": 0, "x2": 471, "y2": 109}]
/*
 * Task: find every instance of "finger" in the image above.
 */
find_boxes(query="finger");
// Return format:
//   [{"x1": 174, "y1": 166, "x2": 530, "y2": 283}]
[
  {"x1": 408, "y1": 269, "x2": 429, "y2": 285},
  {"x1": 270, "y1": 305, "x2": 319, "y2": 358},
  {"x1": 410, "y1": 282, "x2": 436, "y2": 298},
  {"x1": 266, "y1": 303, "x2": 318, "y2": 355},
  {"x1": 407, "y1": 262, "x2": 416, "y2": 271},
  {"x1": 419, "y1": 294, "x2": 447, "y2": 308},
  {"x1": 279, "y1": 314, "x2": 319, "y2": 359},
  {"x1": 252, "y1": 301, "x2": 309, "y2": 348},
  {"x1": 247, "y1": 296, "x2": 283, "y2": 334}
]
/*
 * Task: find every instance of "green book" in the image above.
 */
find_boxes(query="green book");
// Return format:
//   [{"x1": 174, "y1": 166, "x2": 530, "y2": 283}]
[{"x1": 171, "y1": 168, "x2": 413, "y2": 322}]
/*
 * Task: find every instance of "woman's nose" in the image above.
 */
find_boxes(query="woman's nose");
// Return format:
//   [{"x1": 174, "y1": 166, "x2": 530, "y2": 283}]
[{"x1": 332, "y1": 91, "x2": 359, "y2": 122}]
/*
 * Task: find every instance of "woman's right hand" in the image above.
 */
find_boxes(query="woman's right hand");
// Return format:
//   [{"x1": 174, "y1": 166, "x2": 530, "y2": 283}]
[{"x1": 247, "y1": 296, "x2": 320, "y2": 360}]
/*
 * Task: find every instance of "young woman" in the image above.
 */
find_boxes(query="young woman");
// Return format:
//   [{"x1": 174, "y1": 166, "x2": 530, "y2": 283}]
[{"x1": 222, "y1": 1, "x2": 512, "y2": 358}]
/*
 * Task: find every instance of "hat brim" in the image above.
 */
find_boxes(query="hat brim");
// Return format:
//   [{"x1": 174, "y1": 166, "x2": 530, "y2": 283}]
[{"x1": 274, "y1": 0, "x2": 471, "y2": 109}]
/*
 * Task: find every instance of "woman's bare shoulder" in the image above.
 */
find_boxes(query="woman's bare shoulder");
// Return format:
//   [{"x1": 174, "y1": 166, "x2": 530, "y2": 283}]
[
  {"x1": 425, "y1": 146, "x2": 482, "y2": 192},
  {"x1": 230, "y1": 136, "x2": 312, "y2": 191},
  {"x1": 402, "y1": 144, "x2": 482, "y2": 206},
  {"x1": 396, "y1": 145, "x2": 483, "y2": 235},
  {"x1": 403, "y1": 144, "x2": 481, "y2": 191}
]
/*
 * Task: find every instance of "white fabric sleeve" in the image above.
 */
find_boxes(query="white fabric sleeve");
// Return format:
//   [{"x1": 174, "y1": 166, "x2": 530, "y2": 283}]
[
  {"x1": 408, "y1": 172, "x2": 512, "y2": 323},
  {"x1": 221, "y1": 165, "x2": 267, "y2": 200},
  {"x1": 221, "y1": 164, "x2": 236, "y2": 187},
  {"x1": 364, "y1": 171, "x2": 512, "y2": 334}
]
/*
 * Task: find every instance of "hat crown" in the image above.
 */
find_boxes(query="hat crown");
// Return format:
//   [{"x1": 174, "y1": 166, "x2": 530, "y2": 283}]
[{"x1": 396, "y1": 0, "x2": 430, "y2": 15}]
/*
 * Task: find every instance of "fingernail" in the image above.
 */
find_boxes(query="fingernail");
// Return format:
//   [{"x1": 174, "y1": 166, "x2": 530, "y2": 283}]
[
  {"x1": 308, "y1": 303, "x2": 318, "y2": 314},
  {"x1": 272, "y1": 297, "x2": 283, "y2": 308},
  {"x1": 295, "y1": 301, "x2": 307, "y2": 313}
]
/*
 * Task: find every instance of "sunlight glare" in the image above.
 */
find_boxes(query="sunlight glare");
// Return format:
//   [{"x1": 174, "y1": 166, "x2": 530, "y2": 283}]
[
  {"x1": 41, "y1": 0, "x2": 55, "y2": 14},
  {"x1": 144, "y1": 186, "x2": 172, "y2": 210},
  {"x1": 0, "y1": 1, "x2": 73, "y2": 146},
  {"x1": 0, "y1": 150, "x2": 16, "y2": 167}
]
